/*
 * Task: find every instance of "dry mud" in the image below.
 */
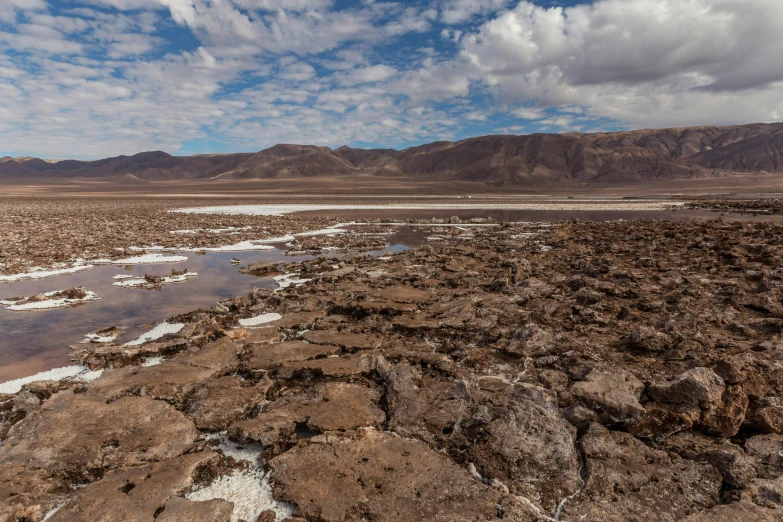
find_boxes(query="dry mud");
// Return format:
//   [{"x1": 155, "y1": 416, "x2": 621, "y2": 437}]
[{"x1": 3, "y1": 212, "x2": 783, "y2": 521}]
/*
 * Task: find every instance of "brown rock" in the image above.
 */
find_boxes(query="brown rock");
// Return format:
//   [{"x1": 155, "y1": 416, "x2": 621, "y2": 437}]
[
  {"x1": 560, "y1": 424, "x2": 722, "y2": 522},
  {"x1": 571, "y1": 370, "x2": 645, "y2": 423},
  {"x1": 649, "y1": 367, "x2": 725, "y2": 407},
  {"x1": 680, "y1": 501, "x2": 780, "y2": 522},
  {"x1": 630, "y1": 405, "x2": 694, "y2": 442},
  {"x1": 745, "y1": 434, "x2": 783, "y2": 478},
  {"x1": 750, "y1": 397, "x2": 783, "y2": 434},
  {"x1": 279, "y1": 353, "x2": 375, "y2": 378},
  {"x1": 369, "y1": 285, "x2": 434, "y2": 304},
  {"x1": 713, "y1": 356, "x2": 747, "y2": 384},
  {"x1": 505, "y1": 324, "x2": 557, "y2": 357},
  {"x1": 156, "y1": 497, "x2": 234, "y2": 522},
  {"x1": 699, "y1": 384, "x2": 749, "y2": 437},
  {"x1": 302, "y1": 330, "x2": 381, "y2": 351},
  {"x1": 184, "y1": 375, "x2": 272, "y2": 431},
  {"x1": 269, "y1": 430, "x2": 502, "y2": 522},
  {"x1": 667, "y1": 432, "x2": 758, "y2": 488},
  {"x1": 627, "y1": 326, "x2": 672, "y2": 352},
  {"x1": 244, "y1": 340, "x2": 340, "y2": 370},
  {"x1": 86, "y1": 362, "x2": 216, "y2": 405},
  {"x1": 47, "y1": 452, "x2": 226, "y2": 522},
  {"x1": 231, "y1": 382, "x2": 384, "y2": 448},
  {"x1": 0, "y1": 392, "x2": 197, "y2": 481}
]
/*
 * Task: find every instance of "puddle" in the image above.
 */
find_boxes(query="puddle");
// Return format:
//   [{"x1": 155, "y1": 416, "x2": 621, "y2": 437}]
[{"x1": 0, "y1": 230, "x2": 412, "y2": 384}]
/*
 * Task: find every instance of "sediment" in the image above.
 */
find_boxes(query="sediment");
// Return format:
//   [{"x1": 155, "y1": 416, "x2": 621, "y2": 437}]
[{"x1": 3, "y1": 217, "x2": 783, "y2": 521}]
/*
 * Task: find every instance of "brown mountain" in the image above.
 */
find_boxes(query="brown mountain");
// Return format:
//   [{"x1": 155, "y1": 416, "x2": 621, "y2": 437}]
[{"x1": 4, "y1": 122, "x2": 783, "y2": 186}]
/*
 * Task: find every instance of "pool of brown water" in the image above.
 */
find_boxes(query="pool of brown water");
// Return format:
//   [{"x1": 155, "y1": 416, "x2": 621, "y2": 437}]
[{"x1": 0, "y1": 231, "x2": 416, "y2": 384}]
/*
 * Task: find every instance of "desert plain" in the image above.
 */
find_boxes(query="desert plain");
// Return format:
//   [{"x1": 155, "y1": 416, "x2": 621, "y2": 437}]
[{"x1": 0, "y1": 185, "x2": 782, "y2": 522}]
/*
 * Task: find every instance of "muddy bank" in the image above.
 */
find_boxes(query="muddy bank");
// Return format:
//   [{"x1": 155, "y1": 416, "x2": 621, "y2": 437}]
[{"x1": 3, "y1": 219, "x2": 783, "y2": 520}]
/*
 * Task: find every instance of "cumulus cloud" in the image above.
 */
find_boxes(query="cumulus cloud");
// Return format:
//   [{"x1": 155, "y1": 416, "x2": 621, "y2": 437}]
[
  {"x1": 461, "y1": 0, "x2": 783, "y2": 126},
  {"x1": 1, "y1": 0, "x2": 782, "y2": 159},
  {"x1": 440, "y1": 0, "x2": 510, "y2": 24}
]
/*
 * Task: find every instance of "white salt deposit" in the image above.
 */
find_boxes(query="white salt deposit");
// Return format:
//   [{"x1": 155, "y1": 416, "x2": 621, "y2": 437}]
[
  {"x1": 0, "y1": 264, "x2": 93, "y2": 282},
  {"x1": 0, "y1": 365, "x2": 102, "y2": 394},
  {"x1": 176, "y1": 241, "x2": 274, "y2": 253},
  {"x1": 2, "y1": 290, "x2": 99, "y2": 311},
  {"x1": 122, "y1": 322, "x2": 184, "y2": 346},
  {"x1": 140, "y1": 356, "x2": 165, "y2": 367},
  {"x1": 273, "y1": 273, "x2": 311, "y2": 290},
  {"x1": 238, "y1": 313, "x2": 282, "y2": 327},
  {"x1": 186, "y1": 468, "x2": 294, "y2": 522},
  {"x1": 82, "y1": 330, "x2": 121, "y2": 344},
  {"x1": 95, "y1": 253, "x2": 188, "y2": 265},
  {"x1": 201, "y1": 433, "x2": 265, "y2": 464}
]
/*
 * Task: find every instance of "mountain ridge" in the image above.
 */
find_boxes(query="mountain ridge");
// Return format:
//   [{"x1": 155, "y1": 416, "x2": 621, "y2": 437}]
[{"x1": 4, "y1": 122, "x2": 783, "y2": 186}]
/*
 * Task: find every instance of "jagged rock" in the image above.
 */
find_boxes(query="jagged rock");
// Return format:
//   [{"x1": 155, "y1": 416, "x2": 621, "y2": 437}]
[
  {"x1": 184, "y1": 375, "x2": 272, "y2": 431},
  {"x1": 749, "y1": 397, "x2": 783, "y2": 434},
  {"x1": 630, "y1": 405, "x2": 694, "y2": 442},
  {"x1": 46, "y1": 452, "x2": 228, "y2": 522},
  {"x1": 386, "y1": 364, "x2": 580, "y2": 512},
  {"x1": 0, "y1": 393, "x2": 197, "y2": 480},
  {"x1": 302, "y1": 330, "x2": 381, "y2": 351},
  {"x1": 699, "y1": 384, "x2": 748, "y2": 437},
  {"x1": 156, "y1": 497, "x2": 234, "y2": 522},
  {"x1": 627, "y1": 326, "x2": 672, "y2": 352},
  {"x1": 571, "y1": 369, "x2": 645, "y2": 423},
  {"x1": 86, "y1": 362, "x2": 217, "y2": 405},
  {"x1": 680, "y1": 501, "x2": 781, "y2": 521},
  {"x1": 649, "y1": 367, "x2": 725, "y2": 406},
  {"x1": 560, "y1": 424, "x2": 722, "y2": 522},
  {"x1": 230, "y1": 382, "x2": 385, "y2": 448},
  {"x1": 504, "y1": 324, "x2": 557, "y2": 357},
  {"x1": 269, "y1": 429, "x2": 503, "y2": 522},
  {"x1": 713, "y1": 356, "x2": 747, "y2": 384},
  {"x1": 667, "y1": 432, "x2": 758, "y2": 488},
  {"x1": 564, "y1": 402, "x2": 599, "y2": 430},
  {"x1": 278, "y1": 353, "x2": 376, "y2": 378},
  {"x1": 745, "y1": 434, "x2": 783, "y2": 478},
  {"x1": 244, "y1": 340, "x2": 340, "y2": 370}
]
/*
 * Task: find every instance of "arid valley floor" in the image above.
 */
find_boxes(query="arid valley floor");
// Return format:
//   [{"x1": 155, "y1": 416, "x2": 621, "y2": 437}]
[{"x1": 3, "y1": 194, "x2": 783, "y2": 521}]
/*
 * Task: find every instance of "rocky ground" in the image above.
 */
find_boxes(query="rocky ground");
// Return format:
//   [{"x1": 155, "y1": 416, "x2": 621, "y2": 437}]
[
  {"x1": 687, "y1": 198, "x2": 783, "y2": 215},
  {"x1": 3, "y1": 216, "x2": 783, "y2": 521},
  {"x1": 0, "y1": 197, "x2": 341, "y2": 277}
]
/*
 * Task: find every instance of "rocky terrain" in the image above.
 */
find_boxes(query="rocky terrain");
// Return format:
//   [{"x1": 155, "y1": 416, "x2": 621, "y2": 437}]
[
  {"x1": 0, "y1": 197, "x2": 340, "y2": 278},
  {"x1": 3, "y1": 122, "x2": 783, "y2": 187},
  {"x1": 687, "y1": 199, "x2": 783, "y2": 216},
  {"x1": 3, "y1": 217, "x2": 783, "y2": 520}
]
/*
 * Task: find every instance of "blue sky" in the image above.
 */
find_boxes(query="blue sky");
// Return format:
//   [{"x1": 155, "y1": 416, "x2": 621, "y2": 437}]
[{"x1": 1, "y1": 0, "x2": 782, "y2": 159}]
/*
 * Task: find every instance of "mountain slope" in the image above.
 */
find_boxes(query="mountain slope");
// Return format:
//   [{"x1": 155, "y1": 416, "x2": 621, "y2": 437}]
[{"x1": 4, "y1": 122, "x2": 783, "y2": 186}]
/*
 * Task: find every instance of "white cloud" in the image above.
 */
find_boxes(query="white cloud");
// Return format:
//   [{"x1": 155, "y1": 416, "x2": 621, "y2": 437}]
[
  {"x1": 1, "y1": 0, "x2": 783, "y2": 159},
  {"x1": 440, "y1": 0, "x2": 509, "y2": 24},
  {"x1": 461, "y1": 0, "x2": 783, "y2": 127},
  {"x1": 339, "y1": 64, "x2": 397, "y2": 85}
]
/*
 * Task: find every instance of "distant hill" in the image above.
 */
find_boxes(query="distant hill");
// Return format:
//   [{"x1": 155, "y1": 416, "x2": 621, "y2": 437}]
[{"x1": 4, "y1": 123, "x2": 783, "y2": 186}]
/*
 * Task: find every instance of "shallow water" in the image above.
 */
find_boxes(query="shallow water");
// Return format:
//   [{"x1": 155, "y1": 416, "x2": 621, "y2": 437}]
[
  {"x1": 2, "y1": 208, "x2": 782, "y2": 385},
  {"x1": 0, "y1": 233, "x2": 413, "y2": 383}
]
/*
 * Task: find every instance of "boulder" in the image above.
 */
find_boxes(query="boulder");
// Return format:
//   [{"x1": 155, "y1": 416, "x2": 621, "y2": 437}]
[
  {"x1": 571, "y1": 370, "x2": 645, "y2": 423},
  {"x1": 269, "y1": 430, "x2": 503, "y2": 522}
]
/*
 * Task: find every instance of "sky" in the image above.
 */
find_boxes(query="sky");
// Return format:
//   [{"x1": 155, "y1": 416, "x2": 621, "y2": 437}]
[{"x1": 1, "y1": 0, "x2": 783, "y2": 159}]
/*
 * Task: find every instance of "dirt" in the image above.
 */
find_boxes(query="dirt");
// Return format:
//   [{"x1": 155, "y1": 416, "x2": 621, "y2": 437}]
[{"x1": 3, "y1": 211, "x2": 783, "y2": 520}]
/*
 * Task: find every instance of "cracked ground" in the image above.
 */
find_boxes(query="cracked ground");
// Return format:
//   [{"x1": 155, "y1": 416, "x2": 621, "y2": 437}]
[{"x1": 3, "y1": 216, "x2": 783, "y2": 521}]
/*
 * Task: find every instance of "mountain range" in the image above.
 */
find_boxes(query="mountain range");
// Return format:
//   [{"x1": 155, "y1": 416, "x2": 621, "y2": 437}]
[{"x1": 3, "y1": 122, "x2": 783, "y2": 187}]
